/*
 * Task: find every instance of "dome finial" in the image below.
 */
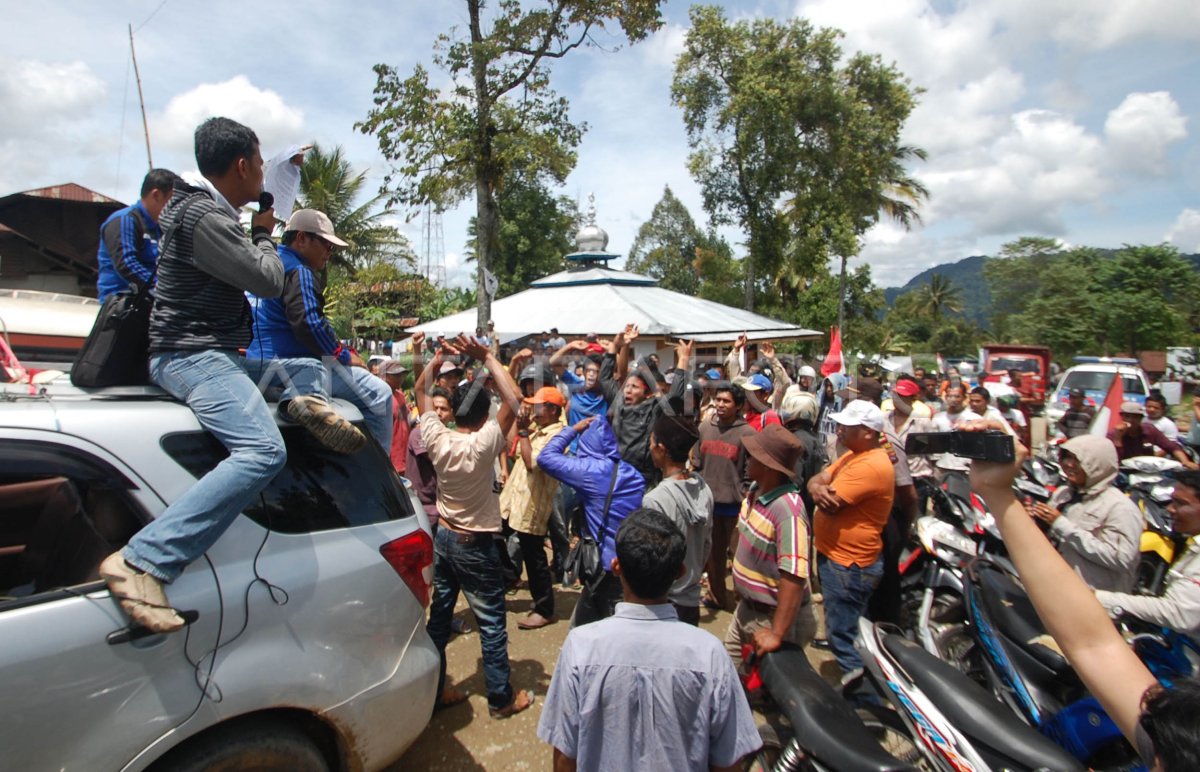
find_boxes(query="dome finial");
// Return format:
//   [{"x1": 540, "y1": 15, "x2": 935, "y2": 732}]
[{"x1": 574, "y1": 193, "x2": 609, "y2": 252}]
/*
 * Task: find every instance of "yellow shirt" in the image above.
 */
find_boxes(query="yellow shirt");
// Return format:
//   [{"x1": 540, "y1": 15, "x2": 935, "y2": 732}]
[{"x1": 500, "y1": 419, "x2": 565, "y2": 536}]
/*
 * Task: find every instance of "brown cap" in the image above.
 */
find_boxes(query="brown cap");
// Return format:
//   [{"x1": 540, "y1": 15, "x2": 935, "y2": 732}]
[
  {"x1": 524, "y1": 386, "x2": 566, "y2": 407},
  {"x1": 381, "y1": 360, "x2": 409, "y2": 376},
  {"x1": 285, "y1": 208, "x2": 349, "y2": 247},
  {"x1": 742, "y1": 424, "x2": 803, "y2": 481}
]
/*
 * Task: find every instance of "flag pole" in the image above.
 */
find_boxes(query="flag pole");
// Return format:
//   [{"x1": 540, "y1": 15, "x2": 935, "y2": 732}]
[{"x1": 129, "y1": 24, "x2": 153, "y2": 169}]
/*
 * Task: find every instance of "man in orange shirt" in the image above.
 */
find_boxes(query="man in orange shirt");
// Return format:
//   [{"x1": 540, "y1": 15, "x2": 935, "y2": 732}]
[{"x1": 808, "y1": 399, "x2": 895, "y2": 677}]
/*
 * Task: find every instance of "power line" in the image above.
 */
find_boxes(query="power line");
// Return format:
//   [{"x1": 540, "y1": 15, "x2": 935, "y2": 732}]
[{"x1": 134, "y1": 0, "x2": 170, "y2": 33}]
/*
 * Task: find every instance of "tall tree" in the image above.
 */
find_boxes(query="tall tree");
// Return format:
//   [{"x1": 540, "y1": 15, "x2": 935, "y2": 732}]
[
  {"x1": 627, "y1": 186, "x2": 702, "y2": 295},
  {"x1": 297, "y1": 143, "x2": 415, "y2": 272},
  {"x1": 672, "y1": 6, "x2": 925, "y2": 314},
  {"x1": 358, "y1": 0, "x2": 664, "y2": 329},
  {"x1": 465, "y1": 173, "x2": 578, "y2": 296}
]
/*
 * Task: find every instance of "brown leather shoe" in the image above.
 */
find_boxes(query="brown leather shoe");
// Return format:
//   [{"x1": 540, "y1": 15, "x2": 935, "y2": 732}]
[
  {"x1": 99, "y1": 552, "x2": 185, "y2": 633},
  {"x1": 516, "y1": 612, "x2": 556, "y2": 630}
]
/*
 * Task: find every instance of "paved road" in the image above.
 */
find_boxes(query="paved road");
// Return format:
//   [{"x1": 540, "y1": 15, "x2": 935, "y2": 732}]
[{"x1": 392, "y1": 581, "x2": 837, "y2": 770}]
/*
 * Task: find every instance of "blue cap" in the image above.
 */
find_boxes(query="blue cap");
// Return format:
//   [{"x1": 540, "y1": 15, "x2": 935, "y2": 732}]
[
  {"x1": 705, "y1": 368, "x2": 722, "y2": 380},
  {"x1": 744, "y1": 373, "x2": 773, "y2": 392}
]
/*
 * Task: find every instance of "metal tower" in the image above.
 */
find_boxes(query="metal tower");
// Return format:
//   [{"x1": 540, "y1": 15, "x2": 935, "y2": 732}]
[{"x1": 420, "y1": 204, "x2": 446, "y2": 287}]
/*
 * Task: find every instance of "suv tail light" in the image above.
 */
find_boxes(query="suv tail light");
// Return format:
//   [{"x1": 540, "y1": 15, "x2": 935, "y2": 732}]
[{"x1": 381, "y1": 530, "x2": 434, "y2": 607}]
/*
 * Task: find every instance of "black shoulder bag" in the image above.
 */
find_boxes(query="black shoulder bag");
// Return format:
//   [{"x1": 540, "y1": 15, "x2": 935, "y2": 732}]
[
  {"x1": 71, "y1": 196, "x2": 199, "y2": 388},
  {"x1": 563, "y1": 462, "x2": 621, "y2": 593}
]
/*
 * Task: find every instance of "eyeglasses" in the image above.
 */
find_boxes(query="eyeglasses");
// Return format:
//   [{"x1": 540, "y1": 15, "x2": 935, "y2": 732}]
[{"x1": 307, "y1": 232, "x2": 335, "y2": 252}]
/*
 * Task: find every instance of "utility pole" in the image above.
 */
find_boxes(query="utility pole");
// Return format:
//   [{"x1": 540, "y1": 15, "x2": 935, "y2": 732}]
[{"x1": 129, "y1": 24, "x2": 153, "y2": 169}]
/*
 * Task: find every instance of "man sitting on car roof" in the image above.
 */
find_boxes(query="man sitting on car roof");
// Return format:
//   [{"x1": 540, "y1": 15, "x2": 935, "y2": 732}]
[{"x1": 244, "y1": 208, "x2": 393, "y2": 453}]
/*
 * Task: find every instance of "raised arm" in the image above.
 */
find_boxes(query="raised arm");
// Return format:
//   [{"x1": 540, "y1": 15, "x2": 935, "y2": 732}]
[
  {"x1": 457, "y1": 334, "x2": 522, "y2": 436},
  {"x1": 549, "y1": 340, "x2": 589, "y2": 372},
  {"x1": 614, "y1": 324, "x2": 637, "y2": 384},
  {"x1": 413, "y1": 334, "x2": 445, "y2": 416},
  {"x1": 971, "y1": 446, "x2": 1158, "y2": 745},
  {"x1": 760, "y1": 341, "x2": 791, "y2": 411}
]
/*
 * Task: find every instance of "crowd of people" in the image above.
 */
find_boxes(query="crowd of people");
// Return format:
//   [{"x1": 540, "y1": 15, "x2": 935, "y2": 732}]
[{"x1": 92, "y1": 115, "x2": 1198, "y2": 770}]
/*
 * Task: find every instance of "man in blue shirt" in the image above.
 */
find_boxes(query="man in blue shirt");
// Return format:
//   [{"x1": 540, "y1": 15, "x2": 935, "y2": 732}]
[
  {"x1": 95, "y1": 169, "x2": 179, "y2": 301},
  {"x1": 245, "y1": 209, "x2": 392, "y2": 452},
  {"x1": 538, "y1": 507, "x2": 761, "y2": 771}
]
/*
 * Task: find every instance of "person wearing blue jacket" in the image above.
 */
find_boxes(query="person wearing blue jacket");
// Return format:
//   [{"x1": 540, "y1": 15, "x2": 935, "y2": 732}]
[
  {"x1": 539, "y1": 415, "x2": 645, "y2": 627},
  {"x1": 95, "y1": 169, "x2": 179, "y2": 301},
  {"x1": 245, "y1": 208, "x2": 392, "y2": 452}
]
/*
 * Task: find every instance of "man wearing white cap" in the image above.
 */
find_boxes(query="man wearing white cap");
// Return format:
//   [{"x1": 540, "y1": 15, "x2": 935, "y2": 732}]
[
  {"x1": 808, "y1": 399, "x2": 895, "y2": 678},
  {"x1": 245, "y1": 208, "x2": 393, "y2": 453}
]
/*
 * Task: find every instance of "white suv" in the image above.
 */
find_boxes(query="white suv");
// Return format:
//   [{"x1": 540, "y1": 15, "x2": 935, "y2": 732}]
[
  {"x1": 1046, "y1": 360, "x2": 1151, "y2": 431},
  {"x1": 0, "y1": 377, "x2": 437, "y2": 771}
]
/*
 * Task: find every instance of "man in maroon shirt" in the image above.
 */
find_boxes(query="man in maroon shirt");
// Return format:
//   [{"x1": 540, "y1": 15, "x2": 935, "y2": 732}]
[
  {"x1": 1108, "y1": 401, "x2": 1197, "y2": 469},
  {"x1": 382, "y1": 360, "x2": 412, "y2": 474}
]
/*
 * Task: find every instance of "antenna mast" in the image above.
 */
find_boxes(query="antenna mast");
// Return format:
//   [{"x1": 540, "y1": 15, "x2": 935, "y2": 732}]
[{"x1": 128, "y1": 24, "x2": 153, "y2": 169}]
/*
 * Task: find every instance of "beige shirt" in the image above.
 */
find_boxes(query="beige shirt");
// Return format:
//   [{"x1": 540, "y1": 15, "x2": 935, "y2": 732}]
[
  {"x1": 500, "y1": 419, "x2": 565, "y2": 536},
  {"x1": 420, "y1": 412, "x2": 504, "y2": 533}
]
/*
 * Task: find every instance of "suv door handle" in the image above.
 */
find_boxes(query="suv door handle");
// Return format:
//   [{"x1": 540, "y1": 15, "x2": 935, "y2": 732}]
[{"x1": 106, "y1": 609, "x2": 199, "y2": 645}]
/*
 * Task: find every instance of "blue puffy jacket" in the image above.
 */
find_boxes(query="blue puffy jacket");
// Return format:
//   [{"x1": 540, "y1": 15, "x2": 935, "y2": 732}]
[{"x1": 538, "y1": 418, "x2": 645, "y2": 571}]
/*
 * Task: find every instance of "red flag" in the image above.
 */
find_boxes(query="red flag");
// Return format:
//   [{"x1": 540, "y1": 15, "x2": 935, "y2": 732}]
[
  {"x1": 1089, "y1": 371, "x2": 1126, "y2": 436},
  {"x1": 821, "y1": 327, "x2": 843, "y2": 377}
]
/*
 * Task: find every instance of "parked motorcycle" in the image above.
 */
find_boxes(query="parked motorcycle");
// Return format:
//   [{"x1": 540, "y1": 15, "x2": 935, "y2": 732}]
[
  {"x1": 743, "y1": 644, "x2": 920, "y2": 771},
  {"x1": 855, "y1": 618, "x2": 1086, "y2": 772},
  {"x1": 1119, "y1": 456, "x2": 1183, "y2": 595}
]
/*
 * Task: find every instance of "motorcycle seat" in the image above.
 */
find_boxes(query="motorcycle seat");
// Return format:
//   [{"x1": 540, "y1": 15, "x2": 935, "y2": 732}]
[
  {"x1": 976, "y1": 562, "x2": 1073, "y2": 676},
  {"x1": 759, "y1": 645, "x2": 917, "y2": 772},
  {"x1": 880, "y1": 633, "x2": 1085, "y2": 771}
]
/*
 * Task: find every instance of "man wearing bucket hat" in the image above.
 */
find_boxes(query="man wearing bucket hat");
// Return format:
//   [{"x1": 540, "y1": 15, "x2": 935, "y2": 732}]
[
  {"x1": 808, "y1": 399, "x2": 895, "y2": 678},
  {"x1": 725, "y1": 423, "x2": 817, "y2": 669}
]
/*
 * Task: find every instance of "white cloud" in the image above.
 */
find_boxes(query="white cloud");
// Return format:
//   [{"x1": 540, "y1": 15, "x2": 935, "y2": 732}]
[
  {"x1": 993, "y1": 0, "x2": 1200, "y2": 49},
  {"x1": 152, "y1": 76, "x2": 305, "y2": 158},
  {"x1": 1104, "y1": 91, "x2": 1188, "y2": 175},
  {"x1": 1165, "y1": 209, "x2": 1200, "y2": 252},
  {"x1": 0, "y1": 59, "x2": 106, "y2": 134}
]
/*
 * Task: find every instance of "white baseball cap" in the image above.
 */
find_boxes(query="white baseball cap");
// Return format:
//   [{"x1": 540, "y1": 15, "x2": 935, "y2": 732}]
[
  {"x1": 285, "y1": 208, "x2": 349, "y2": 247},
  {"x1": 830, "y1": 399, "x2": 884, "y2": 432}
]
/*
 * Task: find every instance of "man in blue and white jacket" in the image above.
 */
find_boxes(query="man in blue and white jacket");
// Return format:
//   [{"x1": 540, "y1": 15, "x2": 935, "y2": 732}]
[
  {"x1": 95, "y1": 168, "x2": 179, "y2": 301},
  {"x1": 245, "y1": 208, "x2": 393, "y2": 452}
]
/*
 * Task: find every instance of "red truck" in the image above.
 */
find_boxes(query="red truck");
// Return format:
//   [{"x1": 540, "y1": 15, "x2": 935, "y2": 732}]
[{"x1": 979, "y1": 343, "x2": 1052, "y2": 409}]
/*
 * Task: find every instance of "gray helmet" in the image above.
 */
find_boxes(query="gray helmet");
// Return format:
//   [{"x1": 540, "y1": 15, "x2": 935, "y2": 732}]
[{"x1": 519, "y1": 363, "x2": 557, "y2": 388}]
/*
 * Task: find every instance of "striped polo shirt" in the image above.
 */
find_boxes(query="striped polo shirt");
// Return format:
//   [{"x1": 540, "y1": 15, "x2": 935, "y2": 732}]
[{"x1": 732, "y1": 482, "x2": 810, "y2": 607}]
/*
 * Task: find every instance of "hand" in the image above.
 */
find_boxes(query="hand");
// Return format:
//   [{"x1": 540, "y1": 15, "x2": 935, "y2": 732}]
[
  {"x1": 970, "y1": 439, "x2": 1029, "y2": 500},
  {"x1": 250, "y1": 206, "x2": 275, "y2": 231},
  {"x1": 735, "y1": 333, "x2": 748, "y2": 351},
  {"x1": 454, "y1": 333, "x2": 491, "y2": 362},
  {"x1": 675, "y1": 338, "x2": 693, "y2": 369},
  {"x1": 1113, "y1": 420, "x2": 1129, "y2": 438},
  {"x1": 813, "y1": 487, "x2": 842, "y2": 512},
  {"x1": 567, "y1": 339, "x2": 590, "y2": 352},
  {"x1": 511, "y1": 347, "x2": 534, "y2": 366},
  {"x1": 290, "y1": 144, "x2": 313, "y2": 166},
  {"x1": 572, "y1": 416, "x2": 597, "y2": 434},
  {"x1": 760, "y1": 341, "x2": 776, "y2": 358},
  {"x1": 753, "y1": 627, "x2": 783, "y2": 656},
  {"x1": 1031, "y1": 502, "x2": 1062, "y2": 525},
  {"x1": 624, "y1": 323, "x2": 640, "y2": 344},
  {"x1": 411, "y1": 332, "x2": 426, "y2": 352},
  {"x1": 516, "y1": 405, "x2": 532, "y2": 432}
]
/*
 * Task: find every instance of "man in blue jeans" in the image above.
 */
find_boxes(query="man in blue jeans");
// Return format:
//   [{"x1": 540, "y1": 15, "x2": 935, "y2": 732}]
[
  {"x1": 808, "y1": 399, "x2": 895, "y2": 677},
  {"x1": 414, "y1": 334, "x2": 533, "y2": 718},
  {"x1": 99, "y1": 117, "x2": 290, "y2": 634},
  {"x1": 244, "y1": 208, "x2": 392, "y2": 453}
]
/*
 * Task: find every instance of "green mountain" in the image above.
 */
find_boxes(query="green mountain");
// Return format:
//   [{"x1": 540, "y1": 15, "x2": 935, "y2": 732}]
[{"x1": 885, "y1": 251, "x2": 1200, "y2": 325}]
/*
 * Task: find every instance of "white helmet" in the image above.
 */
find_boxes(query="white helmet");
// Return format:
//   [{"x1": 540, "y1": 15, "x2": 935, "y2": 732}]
[{"x1": 798, "y1": 365, "x2": 817, "y2": 379}]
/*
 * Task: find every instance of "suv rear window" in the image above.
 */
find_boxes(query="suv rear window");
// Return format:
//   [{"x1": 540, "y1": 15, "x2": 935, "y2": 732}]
[
  {"x1": 161, "y1": 428, "x2": 415, "y2": 534},
  {"x1": 1060, "y1": 370, "x2": 1146, "y2": 396}
]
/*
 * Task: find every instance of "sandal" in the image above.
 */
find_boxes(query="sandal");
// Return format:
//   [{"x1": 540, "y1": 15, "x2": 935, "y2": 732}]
[
  {"x1": 435, "y1": 686, "x2": 470, "y2": 711},
  {"x1": 489, "y1": 688, "x2": 534, "y2": 719},
  {"x1": 701, "y1": 594, "x2": 722, "y2": 611}
]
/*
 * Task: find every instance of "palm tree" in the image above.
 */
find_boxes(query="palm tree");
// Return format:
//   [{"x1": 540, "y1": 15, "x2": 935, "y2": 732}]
[
  {"x1": 298, "y1": 143, "x2": 414, "y2": 273},
  {"x1": 916, "y1": 273, "x2": 964, "y2": 323}
]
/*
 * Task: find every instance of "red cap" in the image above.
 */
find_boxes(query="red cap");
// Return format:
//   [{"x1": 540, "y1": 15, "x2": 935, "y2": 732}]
[{"x1": 893, "y1": 379, "x2": 921, "y2": 397}]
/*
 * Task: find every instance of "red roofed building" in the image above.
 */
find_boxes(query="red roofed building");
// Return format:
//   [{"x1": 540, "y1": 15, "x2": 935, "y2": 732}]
[{"x1": 0, "y1": 183, "x2": 124, "y2": 295}]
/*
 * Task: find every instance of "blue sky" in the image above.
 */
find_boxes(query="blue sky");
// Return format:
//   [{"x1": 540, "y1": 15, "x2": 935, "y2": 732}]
[{"x1": 2, "y1": 0, "x2": 1198, "y2": 289}]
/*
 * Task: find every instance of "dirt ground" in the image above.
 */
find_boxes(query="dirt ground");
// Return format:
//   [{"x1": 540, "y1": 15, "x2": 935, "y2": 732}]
[{"x1": 390, "y1": 579, "x2": 838, "y2": 770}]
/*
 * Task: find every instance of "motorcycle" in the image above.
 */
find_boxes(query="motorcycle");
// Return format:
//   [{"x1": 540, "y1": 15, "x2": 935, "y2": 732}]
[
  {"x1": 855, "y1": 618, "x2": 1086, "y2": 772},
  {"x1": 1119, "y1": 456, "x2": 1184, "y2": 595},
  {"x1": 743, "y1": 644, "x2": 920, "y2": 771}
]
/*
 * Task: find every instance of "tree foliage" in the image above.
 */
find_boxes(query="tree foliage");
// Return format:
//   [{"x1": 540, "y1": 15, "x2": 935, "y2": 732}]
[
  {"x1": 626, "y1": 185, "x2": 739, "y2": 301},
  {"x1": 466, "y1": 172, "x2": 578, "y2": 296},
  {"x1": 297, "y1": 143, "x2": 415, "y2": 272},
  {"x1": 358, "y1": 0, "x2": 664, "y2": 328},
  {"x1": 984, "y1": 239, "x2": 1200, "y2": 359},
  {"x1": 671, "y1": 6, "x2": 924, "y2": 311}
]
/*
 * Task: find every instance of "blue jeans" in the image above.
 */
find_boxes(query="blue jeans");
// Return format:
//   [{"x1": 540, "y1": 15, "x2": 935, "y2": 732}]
[
  {"x1": 426, "y1": 527, "x2": 514, "y2": 710},
  {"x1": 818, "y1": 553, "x2": 884, "y2": 675},
  {"x1": 124, "y1": 350, "x2": 286, "y2": 582},
  {"x1": 244, "y1": 357, "x2": 393, "y2": 453}
]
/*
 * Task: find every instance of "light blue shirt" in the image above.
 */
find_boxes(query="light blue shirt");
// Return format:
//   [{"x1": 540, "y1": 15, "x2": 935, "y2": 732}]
[{"x1": 537, "y1": 602, "x2": 761, "y2": 771}]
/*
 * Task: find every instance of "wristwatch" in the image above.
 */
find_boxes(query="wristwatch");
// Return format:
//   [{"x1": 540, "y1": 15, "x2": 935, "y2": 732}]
[{"x1": 517, "y1": 430, "x2": 530, "y2": 438}]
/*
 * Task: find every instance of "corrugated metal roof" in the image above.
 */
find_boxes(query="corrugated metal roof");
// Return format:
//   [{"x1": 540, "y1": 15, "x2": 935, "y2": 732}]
[
  {"x1": 14, "y1": 183, "x2": 122, "y2": 205},
  {"x1": 532, "y1": 266, "x2": 656, "y2": 287},
  {"x1": 407, "y1": 281, "x2": 820, "y2": 342}
]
